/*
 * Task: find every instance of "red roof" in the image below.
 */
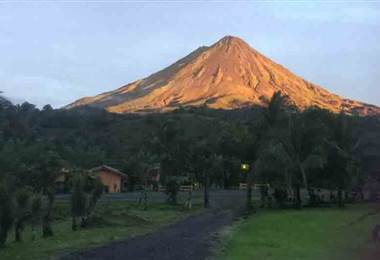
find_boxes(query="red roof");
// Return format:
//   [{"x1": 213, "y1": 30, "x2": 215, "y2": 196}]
[{"x1": 90, "y1": 165, "x2": 128, "y2": 179}]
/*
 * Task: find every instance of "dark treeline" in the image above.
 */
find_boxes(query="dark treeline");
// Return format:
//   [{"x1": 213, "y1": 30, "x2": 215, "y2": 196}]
[{"x1": 0, "y1": 93, "x2": 380, "y2": 246}]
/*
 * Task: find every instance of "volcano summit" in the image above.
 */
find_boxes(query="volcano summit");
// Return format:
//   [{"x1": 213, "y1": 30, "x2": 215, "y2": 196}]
[{"x1": 67, "y1": 36, "x2": 379, "y2": 115}]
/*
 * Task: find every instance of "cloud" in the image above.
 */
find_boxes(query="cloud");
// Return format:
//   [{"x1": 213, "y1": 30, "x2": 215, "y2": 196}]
[
  {"x1": 272, "y1": 6, "x2": 380, "y2": 26},
  {"x1": 0, "y1": 75, "x2": 92, "y2": 108}
]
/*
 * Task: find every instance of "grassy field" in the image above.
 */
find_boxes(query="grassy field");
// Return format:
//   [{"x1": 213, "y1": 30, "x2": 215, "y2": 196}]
[
  {"x1": 0, "y1": 200, "x2": 200, "y2": 260},
  {"x1": 219, "y1": 204, "x2": 379, "y2": 260}
]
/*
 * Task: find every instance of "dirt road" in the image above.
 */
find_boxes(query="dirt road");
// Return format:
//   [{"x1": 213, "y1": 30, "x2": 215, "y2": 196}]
[{"x1": 61, "y1": 190, "x2": 246, "y2": 260}]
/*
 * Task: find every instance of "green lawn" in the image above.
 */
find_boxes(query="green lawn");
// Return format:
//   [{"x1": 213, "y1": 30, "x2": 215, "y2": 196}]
[
  {"x1": 219, "y1": 204, "x2": 378, "y2": 260},
  {"x1": 0, "y1": 200, "x2": 200, "y2": 260}
]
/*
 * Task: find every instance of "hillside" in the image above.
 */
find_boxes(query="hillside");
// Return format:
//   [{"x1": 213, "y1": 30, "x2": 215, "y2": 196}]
[{"x1": 66, "y1": 36, "x2": 380, "y2": 115}]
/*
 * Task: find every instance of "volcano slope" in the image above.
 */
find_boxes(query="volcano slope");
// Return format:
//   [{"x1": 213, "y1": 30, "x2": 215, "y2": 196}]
[{"x1": 67, "y1": 36, "x2": 379, "y2": 116}]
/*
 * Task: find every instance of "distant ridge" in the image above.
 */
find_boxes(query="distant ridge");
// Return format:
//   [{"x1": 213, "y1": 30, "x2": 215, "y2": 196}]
[
  {"x1": 66, "y1": 36, "x2": 380, "y2": 116},
  {"x1": 0, "y1": 92, "x2": 12, "y2": 108}
]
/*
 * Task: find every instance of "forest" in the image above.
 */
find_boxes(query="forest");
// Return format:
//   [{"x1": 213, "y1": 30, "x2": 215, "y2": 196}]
[{"x1": 0, "y1": 92, "x2": 380, "y2": 247}]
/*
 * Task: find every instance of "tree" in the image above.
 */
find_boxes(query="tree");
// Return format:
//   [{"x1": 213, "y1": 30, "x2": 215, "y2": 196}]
[
  {"x1": 82, "y1": 178, "x2": 103, "y2": 228},
  {"x1": 255, "y1": 142, "x2": 290, "y2": 207},
  {"x1": 262, "y1": 91, "x2": 289, "y2": 131},
  {"x1": 217, "y1": 126, "x2": 247, "y2": 189},
  {"x1": 146, "y1": 118, "x2": 191, "y2": 205},
  {"x1": 243, "y1": 92, "x2": 289, "y2": 210},
  {"x1": 30, "y1": 194, "x2": 42, "y2": 240},
  {"x1": 253, "y1": 95, "x2": 328, "y2": 208},
  {"x1": 149, "y1": 118, "x2": 188, "y2": 181},
  {"x1": 325, "y1": 113, "x2": 360, "y2": 207},
  {"x1": 188, "y1": 140, "x2": 223, "y2": 208},
  {"x1": 28, "y1": 148, "x2": 64, "y2": 237},
  {"x1": 14, "y1": 187, "x2": 32, "y2": 242},
  {"x1": 0, "y1": 92, "x2": 12, "y2": 109},
  {"x1": 166, "y1": 180, "x2": 179, "y2": 205},
  {"x1": 71, "y1": 174, "x2": 87, "y2": 231},
  {"x1": 42, "y1": 104, "x2": 53, "y2": 112},
  {"x1": 275, "y1": 111, "x2": 327, "y2": 207},
  {"x1": 126, "y1": 149, "x2": 158, "y2": 210},
  {"x1": 258, "y1": 101, "x2": 344, "y2": 210},
  {"x1": 70, "y1": 172, "x2": 103, "y2": 230},
  {"x1": 0, "y1": 181, "x2": 14, "y2": 247}
]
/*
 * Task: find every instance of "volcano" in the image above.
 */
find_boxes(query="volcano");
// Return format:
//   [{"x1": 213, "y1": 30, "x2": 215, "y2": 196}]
[{"x1": 66, "y1": 36, "x2": 379, "y2": 115}]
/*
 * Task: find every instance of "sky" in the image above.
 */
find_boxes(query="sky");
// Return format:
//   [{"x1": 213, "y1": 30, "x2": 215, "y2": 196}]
[{"x1": 0, "y1": 0, "x2": 379, "y2": 108}]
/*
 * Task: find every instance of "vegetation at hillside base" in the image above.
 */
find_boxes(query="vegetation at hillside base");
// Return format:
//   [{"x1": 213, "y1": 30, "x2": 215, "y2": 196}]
[{"x1": 0, "y1": 92, "x2": 379, "y2": 257}]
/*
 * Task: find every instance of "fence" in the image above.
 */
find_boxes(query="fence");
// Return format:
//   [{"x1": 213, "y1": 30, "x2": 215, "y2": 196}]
[
  {"x1": 239, "y1": 183, "x2": 270, "y2": 190},
  {"x1": 157, "y1": 185, "x2": 193, "y2": 192}
]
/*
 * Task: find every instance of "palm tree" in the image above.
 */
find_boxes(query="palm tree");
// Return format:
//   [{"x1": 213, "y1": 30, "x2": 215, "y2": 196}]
[
  {"x1": 326, "y1": 113, "x2": 361, "y2": 207},
  {"x1": 262, "y1": 91, "x2": 289, "y2": 130},
  {"x1": 281, "y1": 112, "x2": 327, "y2": 205},
  {"x1": 241, "y1": 91, "x2": 289, "y2": 211},
  {"x1": 258, "y1": 94, "x2": 327, "y2": 208}
]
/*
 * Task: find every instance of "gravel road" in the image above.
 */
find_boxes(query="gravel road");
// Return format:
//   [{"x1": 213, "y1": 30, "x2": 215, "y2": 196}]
[{"x1": 61, "y1": 190, "x2": 246, "y2": 260}]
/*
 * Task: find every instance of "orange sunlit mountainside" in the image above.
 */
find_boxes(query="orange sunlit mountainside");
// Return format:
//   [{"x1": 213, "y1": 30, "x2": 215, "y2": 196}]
[{"x1": 66, "y1": 36, "x2": 380, "y2": 115}]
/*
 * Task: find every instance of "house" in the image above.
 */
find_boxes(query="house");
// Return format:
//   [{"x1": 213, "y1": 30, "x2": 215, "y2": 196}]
[{"x1": 89, "y1": 165, "x2": 128, "y2": 193}]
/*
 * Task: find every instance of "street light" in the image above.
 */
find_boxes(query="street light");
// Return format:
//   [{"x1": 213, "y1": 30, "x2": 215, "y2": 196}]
[
  {"x1": 241, "y1": 163, "x2": 255, "y2": 211},
  {"x1": 241, "y1": 163, "x2": 250, "y2": 171}
]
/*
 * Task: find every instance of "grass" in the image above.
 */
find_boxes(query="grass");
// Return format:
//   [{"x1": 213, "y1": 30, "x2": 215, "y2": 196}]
[
  {"x1": 0, "y1": 200, "x2": 201, "y2": 260},
  {"x1": 219, "y1": 204, "x2": 378, "y2": 260}
]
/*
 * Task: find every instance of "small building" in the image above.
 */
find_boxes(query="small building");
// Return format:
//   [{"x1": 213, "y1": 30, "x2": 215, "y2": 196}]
[{"x1": 89, "y1": 165, "x2": 128, "y2": 193}]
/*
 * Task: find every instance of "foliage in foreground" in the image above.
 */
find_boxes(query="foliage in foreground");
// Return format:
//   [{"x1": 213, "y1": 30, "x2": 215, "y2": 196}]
[{"x1": 0, "y1": 93, "x2": 379, "y2": 245}]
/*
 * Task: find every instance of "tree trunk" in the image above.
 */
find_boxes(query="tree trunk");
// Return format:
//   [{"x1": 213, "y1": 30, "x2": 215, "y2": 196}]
[
  {"x1": 259, "y1": 185, "x2": 266, "y2": 208},
  {"x1": 204, "y1": 174, "x2": 209, "y2": 208},
  {"x1": 42, "y1": 193, "x2": 54, "y2": 237},
  {"x1": 344, "y1": 191, "x2": 349, "y2": 203},
  {"x1": 359, "y1": 190, "x2": 364, "y2": 201},
  {"x1": 138, "y1": 190, "x2": 143, "y2": 205},
  {"x1": 80, "y1": 217, "x2": 86, "y2": 228},
  {"x1": 186, "y1": 189, "x2": 193, "y2": 210},
  {"x1": 42, "y1": 215, "x2": 53, "y2": 237},
  {"x1": 245, "y1": 163, "x2": 255, "y2": 211},
  {"x1": 15, "y1": 222, "x2": 22, "y2": 242},
  {"x1": 329, "y1": 190, "x2": 335, "y2": 203},
  {"x1": 31, "y1": 224, "x2": 37, "y2": 241},
  {"x1": 308, "y1": 189, "x2": 316, "y2": 206},
  {"x1": 0, "y1": 205, "x2": 13, "y2": 246},
  {"x1": 288, "y1": 187, "x2": 294, "y2": 205},
  {"x1": 299, "y1": 163, "x2": 309, "y2": 192},
  {"x1": 285, "y1": 170, "x2": 293, "y2": 203},
  {"x1": 223, "y1": 170, "x2": 228, "y2": 189},
  {"x1": 0, "y1": 230, "x2": 8, "y2": 247},
  {"x1": 204, "y1": 185, "x2": 209, "y2": 208},
  {"x1": 72, "y1": 216, "x2": 77, "y2": 231},
  {"x1": 246, "y1": 182, "x2": 253, "y2": 210},
  {"x1": 294, "y1": 184, "x2": 302, "y2": 209},
  {"x1": 204, "y1": 188, "x2": 209, "y2": 208},
  {"x1": 338, "y1": 189, "x2": 345, "y2": 208},
  {"x1": 143, "y1": 185, "x2": 148, "y2": 211}
]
